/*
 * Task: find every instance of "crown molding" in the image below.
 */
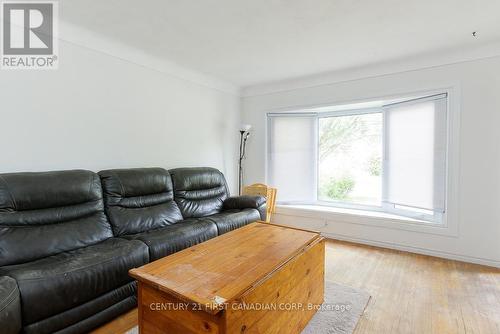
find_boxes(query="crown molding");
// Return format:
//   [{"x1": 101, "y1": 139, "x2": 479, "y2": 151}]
[
  {"x1": 242, "y1": 41, "x2": 500, "y2": 98},
  {"x1": 53, "y1": 21, "x2": 500, "y2": 99},
  {"x1": 58, "y1": 21, "x2": 240, "y2": 96}
]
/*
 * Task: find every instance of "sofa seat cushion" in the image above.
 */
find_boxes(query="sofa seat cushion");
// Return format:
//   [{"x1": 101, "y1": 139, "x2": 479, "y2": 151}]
[
  {"x1": 23, "y1": 282, "x2": 137, "y2": 334},
  {"x1": 123, "y1": 219, "x2": 218, "y2": 261},
  {"x1": 0, "y1": 238, "x2": 149, "y2": 326},
  {"x1": 205, "y1": 209, "x2": 261, "y2": 235}
]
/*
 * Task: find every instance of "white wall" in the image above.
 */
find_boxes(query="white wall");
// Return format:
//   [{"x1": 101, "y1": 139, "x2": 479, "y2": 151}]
[
  {"x1": 242, "y1": 56, "x2": 500, "y2": 267},
  {"x1": 0, "y1": 39, "x2": 241, "y2": 193}
]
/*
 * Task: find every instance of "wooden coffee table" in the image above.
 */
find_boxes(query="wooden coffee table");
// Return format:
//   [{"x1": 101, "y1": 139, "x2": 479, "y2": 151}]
[{"x1": 129, "y1": 222, "x2": 325, "y2": 334}]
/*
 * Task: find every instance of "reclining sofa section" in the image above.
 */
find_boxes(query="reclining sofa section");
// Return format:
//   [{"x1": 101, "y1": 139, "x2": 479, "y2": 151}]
[{"x1": 0, "y1": 167, "x2": 266, "y2": 334}]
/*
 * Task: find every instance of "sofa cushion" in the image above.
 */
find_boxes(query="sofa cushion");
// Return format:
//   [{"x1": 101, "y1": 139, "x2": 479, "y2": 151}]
[
  {"x1": 0, "y1": 170, "x2": 113, "y2": 266},
  {"x1": 205, "y1": 209, "x2": 261, "y2": 235},
  {"x1": 170, "y1": 167, "x2": 229, "y2": 218},
  {"x1": 0, "y1": 276, "x2": 21, "y2": 334},
  {"x1": 29, "y1": 295, "x2": 138, "y2": 334},
  {"x1": 99, "y1": 168, "x2": 183, "y2": 236},
  {"x1": 123, "y1": 219, "x2": 218, "y2": 260},
  {"x1": 0, "y1": 238, "x2": 149, "y2": 326},
  {"x1": 23, "y1": 282, "x2": 136, "y2": 334}
]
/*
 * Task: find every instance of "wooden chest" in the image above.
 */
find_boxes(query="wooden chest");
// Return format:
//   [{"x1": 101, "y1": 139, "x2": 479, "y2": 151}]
[{"x1": 129, "y1": 222, "x2": 325, "y2": 334}]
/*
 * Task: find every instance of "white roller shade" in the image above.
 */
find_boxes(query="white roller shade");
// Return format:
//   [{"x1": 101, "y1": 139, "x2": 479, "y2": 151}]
[
  {"x1": 383, "y1": 94, "x2": 447, "y2": 213},
  {"x1": 268, "y1": 115, "x2": 316, "y2": 202}
]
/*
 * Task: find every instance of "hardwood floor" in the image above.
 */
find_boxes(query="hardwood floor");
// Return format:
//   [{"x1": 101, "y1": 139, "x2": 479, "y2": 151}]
[{"x1": 92, "y1": 239, "x2": 500, "y2": 334}]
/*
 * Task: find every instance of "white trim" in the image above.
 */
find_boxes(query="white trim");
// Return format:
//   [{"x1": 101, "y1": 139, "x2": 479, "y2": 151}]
[
  {"x1": 382, "y1": 92, "x2": 447, "y2": 108},
  {"x1": 264, "y1": 111, "x2": 270, "y2": 185},
  {"x1": 259, "y1": 86, "x2": 455, "y2": 118},
  {"x1": 322, "y1": 232, "x2": 500, "y2": 269},
  {"x1": 268, "y1": 112, "x2": 318, "y2": 117},
  {"x1": 313, "y1": 117, "x2": 319, "y2": 202},
  {"x1": 316, "y1": 107, "x2": 381, "y2": 118},
  {"x1": 444, "y1": 84, "x2": 461, "y2": 238}
]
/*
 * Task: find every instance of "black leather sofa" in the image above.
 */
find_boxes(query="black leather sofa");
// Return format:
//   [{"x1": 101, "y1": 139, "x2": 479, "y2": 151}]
[{"x1": 0, "y1": 167, "x2": 265, "y2": 334}]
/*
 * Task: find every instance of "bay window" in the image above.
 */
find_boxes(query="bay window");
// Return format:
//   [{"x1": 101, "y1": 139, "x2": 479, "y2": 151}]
[{"x1": 267, "y1": 93, "x2": 448, "y2": 223}]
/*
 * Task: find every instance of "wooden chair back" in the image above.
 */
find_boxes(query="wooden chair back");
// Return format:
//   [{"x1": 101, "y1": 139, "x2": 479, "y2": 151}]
[{"x1": 243, "y1": 183, "x2": 277, "y2": 222}]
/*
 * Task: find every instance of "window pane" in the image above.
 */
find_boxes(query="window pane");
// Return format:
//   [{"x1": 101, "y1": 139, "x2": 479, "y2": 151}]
[
  {"x1": 268, "y1": 115, "x2": 316, "y2": 202},
  {"x1": 318, "y1": 113, "x2": 382, "y2": 206}
]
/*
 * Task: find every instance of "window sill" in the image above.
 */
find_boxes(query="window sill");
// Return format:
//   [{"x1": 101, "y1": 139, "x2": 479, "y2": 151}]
[
  {"x1": 275, "y1": 204, "x2": 457, "y2": 237},
  {"x1": 278, "y1": 204, "x2": 427, "y2": 223}
]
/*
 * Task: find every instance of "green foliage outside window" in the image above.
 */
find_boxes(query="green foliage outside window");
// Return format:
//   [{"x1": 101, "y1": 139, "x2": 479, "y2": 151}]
[{"x1": 319, "y1": 175, "x2": 356, "y2": 200}]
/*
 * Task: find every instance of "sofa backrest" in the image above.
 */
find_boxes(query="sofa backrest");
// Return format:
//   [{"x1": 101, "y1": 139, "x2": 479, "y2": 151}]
[
  {"x1": 170, "y1": 167, "x2": 229, "y2": 218},
  {"x1": 99, "y1": 168, "x2": 183, "y2": 236},
  {"x1": 0, "y1": 170, "x2": 113, "y2": 266}
]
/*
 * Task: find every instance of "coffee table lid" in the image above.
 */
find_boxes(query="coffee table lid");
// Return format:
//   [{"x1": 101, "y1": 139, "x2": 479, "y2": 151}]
[{"x1": 129, "y1": 222, "x2": 322, "y2": 314}]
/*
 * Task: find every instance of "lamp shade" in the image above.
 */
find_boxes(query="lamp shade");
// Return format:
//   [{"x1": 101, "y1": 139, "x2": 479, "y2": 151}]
[{"x1": 240, "y1": 124, "x2": 252, "y2": 132}]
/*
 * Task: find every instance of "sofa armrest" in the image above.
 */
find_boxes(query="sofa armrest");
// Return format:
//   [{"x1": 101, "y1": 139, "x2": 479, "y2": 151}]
[
  {"x1": 223, "y1": 195, "x2": 266, "y2": 210},
  {"x1": 223, "y1": 195, "x2": 267, "y2": 221},
  {"x1": 0, "y1": 276, "x2": 22, "y2": 334}
]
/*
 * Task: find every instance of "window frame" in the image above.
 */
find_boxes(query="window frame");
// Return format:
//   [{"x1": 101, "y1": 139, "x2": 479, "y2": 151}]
[{"x1": 266, "y1": 92, "x2": 450, "y2": 225}]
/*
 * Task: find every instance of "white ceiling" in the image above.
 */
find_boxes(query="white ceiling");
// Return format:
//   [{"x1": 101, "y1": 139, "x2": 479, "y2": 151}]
[{"x1": 61, "y1": 0, "x2": 500, "y2": 87}]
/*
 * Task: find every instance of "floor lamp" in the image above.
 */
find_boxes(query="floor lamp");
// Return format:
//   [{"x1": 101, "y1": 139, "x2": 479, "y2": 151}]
[{"x1": 238, "y1": 124, "x2": 251, "y2": 195}]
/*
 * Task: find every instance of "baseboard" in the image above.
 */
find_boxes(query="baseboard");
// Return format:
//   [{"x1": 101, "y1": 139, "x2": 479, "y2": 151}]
[{"x1": 323, "y1": 232, "x2": 500, "y2": 269}]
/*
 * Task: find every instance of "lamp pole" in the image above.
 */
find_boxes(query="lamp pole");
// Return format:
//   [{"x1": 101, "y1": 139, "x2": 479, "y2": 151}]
[{"x1": 238, "y1": 125, "x2": 251, "y2": 195}]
